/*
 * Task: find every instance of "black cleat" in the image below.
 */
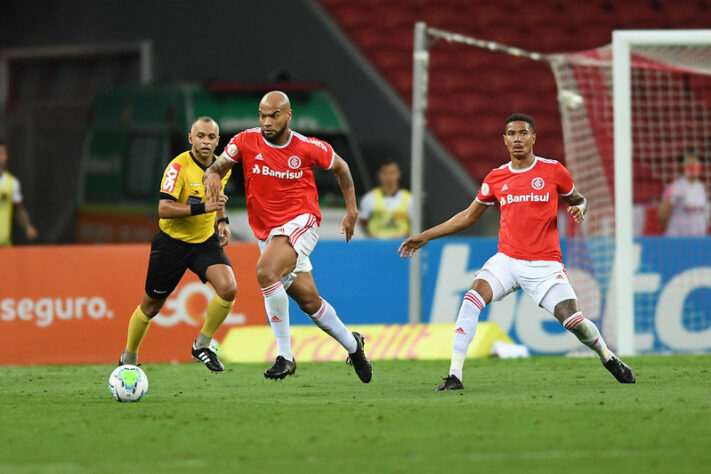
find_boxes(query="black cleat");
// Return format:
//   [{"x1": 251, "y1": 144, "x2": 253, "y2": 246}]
[
  {"x1": 603, "y1": 355, "x2": 635, "y2": 383},
  {"x1": 264, "y1": 355, "x2": 296, "y2": 379},
  {"x1": 346, "y1": 332, "x2": 372, "y2": 383},
  {"x1": 191, "y1": 343, "x2": 225, "y2": 373},
  {"x1": 436, "y1": 374, "x2": 464, "y2": 391}
]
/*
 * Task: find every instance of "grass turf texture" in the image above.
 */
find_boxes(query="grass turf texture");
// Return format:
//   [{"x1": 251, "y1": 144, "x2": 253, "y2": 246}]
[{"x1": 0, "y1": 355, "x2": 709, "y2": 473}]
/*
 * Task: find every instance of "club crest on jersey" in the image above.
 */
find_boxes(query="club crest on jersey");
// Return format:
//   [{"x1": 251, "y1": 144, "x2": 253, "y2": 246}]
[
  {"x1": 531, "y1": 177, "x2": 545, "y2": 190},
  {"x1": 161, "y1": 162, "x2": 182, "y2": 193},
  {"x1": 480, "y1": 183, "x2": 490, "y2": 196},
  {"x1": 288, "y1": 155, "x2": 302, "y2": 169}
]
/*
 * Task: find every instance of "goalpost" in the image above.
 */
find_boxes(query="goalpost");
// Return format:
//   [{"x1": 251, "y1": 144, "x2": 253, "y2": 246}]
[
  {"x1": 412, "y1": 24, "x2": 711, "y2": 355},
  {"x1": 611, "y1": 30, "x2": 711, "y2": 354}
]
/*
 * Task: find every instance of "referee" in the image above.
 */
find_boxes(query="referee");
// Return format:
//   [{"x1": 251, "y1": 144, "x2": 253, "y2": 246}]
[{"x1": 119, "y1": 117, "x2": 237, "y2": 372}]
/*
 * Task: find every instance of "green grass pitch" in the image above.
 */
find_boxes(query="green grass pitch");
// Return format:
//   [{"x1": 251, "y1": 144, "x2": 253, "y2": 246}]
[{"x1": 0, "y1": 355, "x2": 709, "y2": 473}]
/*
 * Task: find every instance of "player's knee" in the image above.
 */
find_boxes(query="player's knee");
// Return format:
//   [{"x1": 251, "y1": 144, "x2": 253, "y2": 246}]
[
  {"x1": 554, "y1": 298, "x2": 579, "y2": 321},
  {"x1": 217, "y1": 281, "x2": 238, "y2": 302},
  {"x1": 140, "y1": 299, "x2": 164, "y2": 318},
  {"x1": 255, "y1": 264, "x2": 281, "y2": 287}
]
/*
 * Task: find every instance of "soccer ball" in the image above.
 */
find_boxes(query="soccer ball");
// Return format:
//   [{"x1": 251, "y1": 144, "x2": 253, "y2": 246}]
[
  {"x1": 108, "y1": 365, "x2": 149, "y2": 402},
  {"x1": 557, "y1": 89, "x2": 584, "y2": 110}
]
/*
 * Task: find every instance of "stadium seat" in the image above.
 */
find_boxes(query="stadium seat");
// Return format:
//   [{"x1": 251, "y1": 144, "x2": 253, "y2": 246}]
[
  {"x1": 613, "y1": 2, "x2": 668, "y2": 28},
  {"x1": 425, "y1": 3, "x2": 471, "y2": 31},
  {"x1": 318, "y1": 0, "x2": 711, "y2": 182}
]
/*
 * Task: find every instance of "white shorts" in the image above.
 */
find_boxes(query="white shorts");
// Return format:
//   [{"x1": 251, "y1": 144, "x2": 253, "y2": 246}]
[
  {"x1": 258, "y1": 213, "x2": 319, "y2": 289},
  {"x1": 476, "y1": 252, "x2": 577, "y2": 312}
]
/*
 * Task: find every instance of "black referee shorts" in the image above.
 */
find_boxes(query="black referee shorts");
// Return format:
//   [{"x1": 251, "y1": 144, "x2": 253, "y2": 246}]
[{"x1": 144, "y1": 230, "x2": 232, "y2": 299}]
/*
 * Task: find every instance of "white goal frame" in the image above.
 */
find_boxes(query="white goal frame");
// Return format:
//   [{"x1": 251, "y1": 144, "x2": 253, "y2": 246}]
[{"x1": 612, "y1": 30, "x2": 711, "y2": 355}]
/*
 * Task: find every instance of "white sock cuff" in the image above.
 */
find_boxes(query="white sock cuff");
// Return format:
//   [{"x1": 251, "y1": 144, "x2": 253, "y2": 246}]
[
  {"x1": 309, "y1": 298, "x2": 327, "y2": 320},
  {"x1": 261, "y1": 281, "x2": 283, "y2": 297},
  {"x1": 562, "y1": 311, "x2": 584, "y2": 330},
  {"x1": 463, "y1": 290, "x2": 486, "y2": 311}
]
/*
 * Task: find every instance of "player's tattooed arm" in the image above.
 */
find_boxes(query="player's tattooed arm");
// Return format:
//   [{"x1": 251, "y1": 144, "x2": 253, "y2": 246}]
[
  {"x1": 205, "y1": 155, "x2": 234, "y2": 179},
  {"x1": 203, "y1": 155, "x2": 235, "y2": 203},
  {"x1": 331, "y1": 154, "x2": 358, "y2": 242},
  {"x1": 564, "y1": 188, "x2": 587, "y2": 224}
]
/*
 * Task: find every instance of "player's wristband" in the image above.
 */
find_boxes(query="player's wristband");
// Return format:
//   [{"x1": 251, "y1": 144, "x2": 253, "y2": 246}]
[
  {"x1": 191, "y1": 203, "x2": 206, "y2": 215},
  {"x1": 217, "y1": 217, "x2": 230, "y2": 225}
]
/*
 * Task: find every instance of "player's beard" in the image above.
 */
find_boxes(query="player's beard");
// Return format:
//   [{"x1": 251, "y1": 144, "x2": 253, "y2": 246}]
[{"x1": 262, "y1": 124, "x2": 288, "y2": 144}]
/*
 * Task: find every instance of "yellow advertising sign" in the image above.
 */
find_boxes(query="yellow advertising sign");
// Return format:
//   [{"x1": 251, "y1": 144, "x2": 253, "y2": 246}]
[{"x1": 220, "y1": 323, "x2": 512, "y2": 362}]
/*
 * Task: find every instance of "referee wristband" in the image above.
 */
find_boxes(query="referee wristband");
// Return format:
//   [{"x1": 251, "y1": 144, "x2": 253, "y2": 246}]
[{"x1": 191, "y1": 203, "x2": 206, "y2": 215}]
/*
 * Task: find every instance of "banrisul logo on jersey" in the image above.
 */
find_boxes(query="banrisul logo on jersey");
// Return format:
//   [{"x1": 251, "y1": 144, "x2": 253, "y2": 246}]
[
  {"x1": 500, "y1": 192, "x2": 550, "y2": 206},
  {"x1": 497, "y1": 176, "x2": 549, "y2": 206},
  {"x1": 252, "y1": 164, "x2": 303, "y2": 180}
]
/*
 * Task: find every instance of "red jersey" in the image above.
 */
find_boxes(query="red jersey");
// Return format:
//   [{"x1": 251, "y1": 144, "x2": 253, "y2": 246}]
[
  {"x1": 223, "y1": 128, "x2": 335, "y2": 240},
  {"x1": 476, "y1": 156, "x2": 574, "y2": 262}
]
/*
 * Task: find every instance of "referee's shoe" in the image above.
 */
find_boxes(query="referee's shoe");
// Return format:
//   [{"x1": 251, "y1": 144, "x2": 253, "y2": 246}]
[{"x1": 192, "y1": 342, "x2": 225, "y2": 373}]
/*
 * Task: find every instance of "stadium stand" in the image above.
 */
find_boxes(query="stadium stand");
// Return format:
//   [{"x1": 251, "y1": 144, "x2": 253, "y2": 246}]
[{"x1": 319, "y1": 0, "x2": 711, "y2": 191}]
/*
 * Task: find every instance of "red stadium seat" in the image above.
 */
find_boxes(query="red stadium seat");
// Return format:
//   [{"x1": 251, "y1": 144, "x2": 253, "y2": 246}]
[{"x1": 319, "y1": 0, "x2": 710, "y2": 184}]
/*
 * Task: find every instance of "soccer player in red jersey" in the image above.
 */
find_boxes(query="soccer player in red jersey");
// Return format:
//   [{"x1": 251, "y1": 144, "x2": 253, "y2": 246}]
[
  {"x1": 399, "y1": 113, "x2": 635, "y2": 390},
  {"x1": 203, "y1": 91, "x2": 372, "y2": 383}
]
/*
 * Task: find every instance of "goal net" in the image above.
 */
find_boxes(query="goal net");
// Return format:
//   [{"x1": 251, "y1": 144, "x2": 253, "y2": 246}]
[
  {"x1": 413, "y1": 26, "x2": 711, "y2": 354},
  {"x1": 550, "y1": 33, "x2": 711, "y2": 354}
]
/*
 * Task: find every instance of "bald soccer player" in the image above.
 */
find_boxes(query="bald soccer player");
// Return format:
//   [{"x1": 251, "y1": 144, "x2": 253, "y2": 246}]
[{"x1": 203, "y1": 91, "x2": 372, "y2": 383}]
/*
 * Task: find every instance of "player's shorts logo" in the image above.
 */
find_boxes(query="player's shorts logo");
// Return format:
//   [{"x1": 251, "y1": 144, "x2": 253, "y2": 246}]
[
  {"x1": 531, "y1": 177, "x2": 545, "y2": 190},
  {"x1": 288, "y1": 155, "x2": 302, "y2": 169},
  {"x1": 480, "y1": 183, "x2": 490, "y2": 196}
]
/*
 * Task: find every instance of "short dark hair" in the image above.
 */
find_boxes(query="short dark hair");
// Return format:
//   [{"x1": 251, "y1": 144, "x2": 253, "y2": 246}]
[
  {"x1": 679, "y1": 148, "x2": 701, "y2": 163},
  {"x1": 505, "y1": 113, "x2": 535, "y2": 131},
  {"x1": 379, "y1": 159, "x2": 400, "y2": 170}
]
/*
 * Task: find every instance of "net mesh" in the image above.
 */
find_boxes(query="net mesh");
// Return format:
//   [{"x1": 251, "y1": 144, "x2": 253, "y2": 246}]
[{"x1": 550, "y1": 44, "x2": 711, "y2": 352}]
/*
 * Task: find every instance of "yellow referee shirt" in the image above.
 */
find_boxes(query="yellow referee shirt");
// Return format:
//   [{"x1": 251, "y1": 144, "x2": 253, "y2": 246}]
[{"x1": 158, "y1": 151, "x2": 231, "y2": 244}]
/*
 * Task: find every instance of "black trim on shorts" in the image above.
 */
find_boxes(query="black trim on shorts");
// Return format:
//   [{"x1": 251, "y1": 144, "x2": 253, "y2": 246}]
[{"x1": 144, "y1": 230, "x2": 232, "y2": 299}]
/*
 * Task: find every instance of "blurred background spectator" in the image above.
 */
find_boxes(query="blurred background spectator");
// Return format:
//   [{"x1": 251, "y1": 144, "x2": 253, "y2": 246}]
[
  {"x1": 0, "y1": 140, "x2": 38, "y2": 246},
  {"x1": 359, "y1": 160, "x2": 412, "y2": 238},
  {"x1": 658, "y1": 149, "x2": 709, "y2": 236}
]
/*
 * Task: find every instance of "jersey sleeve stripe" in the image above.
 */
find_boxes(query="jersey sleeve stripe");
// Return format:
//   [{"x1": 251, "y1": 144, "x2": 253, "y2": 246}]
[
  {"x1": 561, "y1": 185, "x2": 575, "y2": 196},
  {"x1": 475, "y1": 198, "x2": 495, "y2": 206}
]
